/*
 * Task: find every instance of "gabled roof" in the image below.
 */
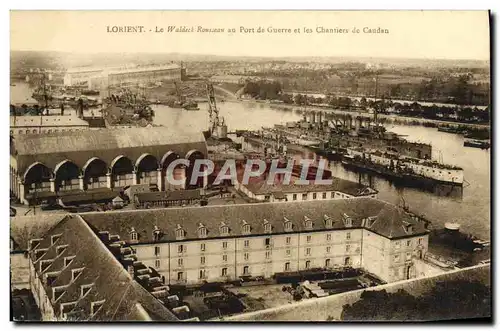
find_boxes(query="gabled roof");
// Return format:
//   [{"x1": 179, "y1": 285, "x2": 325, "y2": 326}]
[
  {"x1": 29, "y1": 215, "x2": 178, "y2": 321},
  {"x1": 10, "y1": 213, "x2": 67, "y2": 251},
  {"x1": 81, "y1": 198, "x2": 428, "y2": 243}
]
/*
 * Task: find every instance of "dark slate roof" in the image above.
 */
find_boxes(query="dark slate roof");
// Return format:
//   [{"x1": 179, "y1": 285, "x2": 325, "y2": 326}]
[
  {"x1": 81, "y1": 198, "x2": 428, "y2": 243},
  {"x1": 11, "y1": 126, "x2": 207, "y2": 175},
  {"x1": 29, "y1": 215, "x2": 178, "y2": 321},
  {"x1": 244, "y1": 176, "x2": 378, "y2": 197},
  {"x1": 135, "y1": 190, "x2": 202, "y2": 203},
  {"x1": 10, "y1": 213, "x2": 67, "y2": 251}
]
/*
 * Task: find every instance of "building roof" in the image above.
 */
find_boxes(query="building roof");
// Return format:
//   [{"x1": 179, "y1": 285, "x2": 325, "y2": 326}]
[
  {"x1": 11, "y1": 126, "x2": 207, "y2": 175},
  {"x1": 10, "y1": 213, "x2": 66, "y2": 251},
  {"x1": 29, "y1": 215, "x2": 179, "y2": 321},
  {"x1": 135, "y1": 190, "x2": 202, "y2": 203},
  {"x1": 81, "y1": 198, "x2": 428, "y2": 243},
  {"x1": 10, "y1": 115, "x2": 89, "y2": 128},
  {"x1": 243, "y1": 176, "x2": 377, "y2": 197}
]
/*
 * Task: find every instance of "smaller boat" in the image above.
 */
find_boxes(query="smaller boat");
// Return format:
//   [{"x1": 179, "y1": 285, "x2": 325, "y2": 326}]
[{"x1": 464, "y1": 138, "x2": 490, "y2": 149}]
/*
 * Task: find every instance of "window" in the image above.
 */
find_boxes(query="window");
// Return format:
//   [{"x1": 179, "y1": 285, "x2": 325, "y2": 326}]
[
  {"x1": 312, "y1": 193, "x2": 317, "y2": 200},
  {"x1": 305, "y1": 260, "x2": 311, "y2": 269},
  {"x1": 220, "y1": 224, "x2": 229, "y2": 236},
  {"x1": 222, "y1": 241, "x2": 228, "y2": 250},
  {"x1": 286, "y1": 249, "x2": 291, "y2": 256},
  {"x1": 302, "y1": 193, "x2": 307, "y2": 200},
  {"x1": 418, "y1": 238, "x2": 423, "y2": 245},
  {"x1": 243, "y1": 266, "x2": 249, "y2": 275},
  {"x1": 242, "y1": 222, "x2": 251, "y2": 234},
  {"x1": 72, "y1": 268, "x2": 83, "y2": 281},
  {"x1": 199, "y1": 270, "x2": 206, "y2": 279},
  {"x1": 178, "y1": 258, "x2": 183, "y2": 267},
  {"x1": 346, "y1": 232, "x2": 351, "y2": 240},
  {"x1": 53, "y1": 287, "x2": 65, "y2": 302},
  {"x1": 56, "y1": 245, "x2": 68, "y2": 256},
  {"x1": 346, "y1": 245, "x2": 351, "y2": 252},
  {"x1": 406, "y1": 240, "x2": 412, "y2": 247},
  {"x1": 306, "y1": 235, "x2": 311, "y2": 243},
  {"x1": 81, "y1": 284, "x2": 92, "y2": 298},
  {"x1": 265, "y1": 251, "x2": 271, "y2": 259},
  {"x1": 322, "y1": 192, "x2": 327, "y2": 199},
  {"x1": 175, "y1": 227, "x2": 184, "y2": 240},
  {"x1": 264, "y1": 222, "x2": 272, "y2": 233},
  {"x1": 154, "y1": 246, "x2": 160, "y2": 256},
  {"x1": 284, "y1": 220, "x2": 293, "y2": 231},
  {"x1": 51, "y1": 234, "x2": 61, "y2": 245},
  {"x1": 177, "y1": 272, "x2": 184, "y2": 281},
  {"x1": 153, "y1": 228, "x2": 162, "y2": 241},
  {"x1": 293, "y1": 194, "x2": 297, "y2": 201},
  {"x1": 395, "y1": 241, "x2": 401, "y2": 249},
  {"x1": 130, "y1": 231, "x2": 138, "y2": 242},
  {"x1": 222, "y1": 254, "x2": 228, "y2": 262},
  {"x1": 286, "y1": 237, "x2": 291, "y2": 245},
  {"x1": 198, "y1": 226, "x2": 207, "y2": 238},
  {"x1": 326, "y1": 246, "x2": 331, "y2": 253},
  {"x1": 222, "y1": 268, "x2": 228, "y2": 277},
  {"x1": 200, "y1": 256, "x2": 205, "y2": 265},
  {"x1": 331, "y1": 192, "x2": 335, "y2": 198},
  {"x1": 244, "y1": 253, "x2": 249, "y2": 260},
  {"x1": 305, "y1": 219, "x2": 313, "y2": 230},
  {"x1": 344, "y1": 257, "x2": 351, "y2": 266},
  {"x1": 394, "y1": 254, "x2": 400, "y2": 263},
  {"x1": 285, "y1": 262, "x2": 290, "y2": 271},
  {"x1": 178, "y1": 244, "x2": 184, "y2": 254},
  {"x1": 155, "y1": 259, "x2": 161, "y2": 268},
  {"x1": 325, "y1": 259, "x2": 331, "y2": 268},
  {"x1": 306, "y1": 248, "x2": 311, "y2": 256},
  {"x1": 200, "y1": 243, "x2": 206, "y2": 252},
  {"x1": 406, "y1": 252, "x2": 412, "y2": 261},
  {"x1": 326, "y1": 234, "x2": 332, "y2": 241},
  {"x1": 90, "y1": 300, "x2": 105, "y2": 316},
  {"x1": 265, "y1": 238, "x2": 271, "y2": 247},
  {"x1": 244, "y1": 240, "x2": 250, "y2": 248}
]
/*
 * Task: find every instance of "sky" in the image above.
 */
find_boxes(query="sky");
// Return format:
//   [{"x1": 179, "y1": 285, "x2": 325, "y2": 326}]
[{"x1": 10, "y1": 11, "x2": 490, "y2": 60}]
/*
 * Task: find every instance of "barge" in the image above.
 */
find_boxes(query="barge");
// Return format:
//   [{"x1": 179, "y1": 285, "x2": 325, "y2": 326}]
[{"x1": 463, "y1": 138, "x2": 490, "y2": 149}]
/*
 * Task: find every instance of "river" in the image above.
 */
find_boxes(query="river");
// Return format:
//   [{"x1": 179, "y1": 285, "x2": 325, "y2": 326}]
[{"x1": 153, "y1": 101, "x2": 491, "y2": 240}]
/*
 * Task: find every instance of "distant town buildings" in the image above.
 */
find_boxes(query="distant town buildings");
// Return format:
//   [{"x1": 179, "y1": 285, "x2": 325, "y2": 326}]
[{"x1": 63, "y1": 64, "x2": 182, "y2": 89}]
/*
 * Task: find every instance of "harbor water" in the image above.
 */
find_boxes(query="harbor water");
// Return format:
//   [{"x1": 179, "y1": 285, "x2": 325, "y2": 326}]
[{"x1": 153, "y1": 101, "x2": 491, "y2": 240}]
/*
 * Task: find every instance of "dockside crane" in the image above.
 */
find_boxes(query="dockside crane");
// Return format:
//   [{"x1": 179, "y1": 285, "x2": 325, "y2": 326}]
[{"x1": 206, "y1": 82, "x2": 226, "y2": 137}]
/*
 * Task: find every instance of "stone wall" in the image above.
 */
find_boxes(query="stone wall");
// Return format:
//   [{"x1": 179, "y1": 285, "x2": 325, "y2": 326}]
[{"x1": 221, "y1": 264, "x2": 490, "y2": 321}]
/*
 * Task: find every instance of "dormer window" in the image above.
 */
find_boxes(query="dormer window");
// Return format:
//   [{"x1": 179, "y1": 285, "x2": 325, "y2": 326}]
[
  {"x1": 130, "y1": 228, "x2": 138, "y2": 242},
  {"x1": 153, "y1": 226, "x2": 162, "y2": 241},
  {"x1": 60, "y1": 302, "x2": 76, "y2": 317},
  {"x1": 343, "y1": 213, "x2": 352, "y2": 227},
  {"x1": 64, "y1": 256, "x2": 75, "y2": 268},
  {"x1": 72, "y1": 268, "x2": 84, "y2": 281},
  {"x1": 29, "y1": 239, "x2": 42, "y2": 250},
  {"x1": 241, "y1": 220, "x2": 251, "y2": 235},
  {"x1": 51, "y1": 234, "x2": 62, "y2": 246},
  {"x1": 304, "y1": 216, "x2": 313, "y2": 230},
  {"x1": 263, "y1": 220, "x2": 272, "y2": 234},
  {"x1": 56, "y1": 245, "x2": 68, "y2": 256},
  {"x1": 81, "y1": 284, "x2": 93, "y2": 298},
  {"x1": 324, "y1": 215, "x2": 333, "y2": 229},
  {"x1": 220, "y1": 222, "x2": 230, "y2": 236},
  {"x1": 90, "y1": 300, "x2": 105, "y2": 316},
  {"x1": 35, "y1": 249, "x2": 48, "y2": 261},
  {"x1": 40, "y1": 260, "x2": 53, "y2": 273},
  {"x1": 198, "y1": 223, "x2": 208, "y2": 238},
  {"x1": 175, "y1": 225, "x2": 185, "y2": 240},
  {"x1": 53, "y1": 286, "x2": 66, "y2": 302},
  {"x1": 405, "y1": 224, "x2": 413, "y2": 234},
  {"x1": 284, "y1": 218, "x2": 293, "y2": 232}
]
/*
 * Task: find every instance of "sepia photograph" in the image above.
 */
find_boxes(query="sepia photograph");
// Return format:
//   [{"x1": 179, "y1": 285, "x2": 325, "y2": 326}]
[{"x1": 8, "y1": 10, "x2": 491, "y2": 322}]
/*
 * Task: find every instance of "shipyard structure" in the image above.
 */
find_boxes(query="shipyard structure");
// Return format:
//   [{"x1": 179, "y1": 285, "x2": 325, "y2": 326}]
[{"x1": 63, "y1": 64, "x2": 184, "y2": 89}]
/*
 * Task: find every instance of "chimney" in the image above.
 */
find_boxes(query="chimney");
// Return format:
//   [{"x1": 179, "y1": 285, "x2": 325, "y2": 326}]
[{"x1": 127, "y1": 264, "x2": 135, "y2": 278}]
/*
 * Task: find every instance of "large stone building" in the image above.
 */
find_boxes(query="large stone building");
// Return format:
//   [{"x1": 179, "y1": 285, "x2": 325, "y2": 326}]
[
  {"x1": 9, "y1": 127, "x2": 208, "y2": 205},
  {"x1": 63, "y1": 64, "x2": 182, "y2": 89},
  {"x1": 78, "y1": 199, "x2": 430, "y2": 285},
  {"x1": 10, "y1": 116, "x2": 90, "y2": 136}
]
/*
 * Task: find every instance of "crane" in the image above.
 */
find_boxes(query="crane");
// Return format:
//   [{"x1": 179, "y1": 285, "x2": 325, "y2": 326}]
[{"x1": 206, "y1": 82, "x2": 225, "y2": 135}]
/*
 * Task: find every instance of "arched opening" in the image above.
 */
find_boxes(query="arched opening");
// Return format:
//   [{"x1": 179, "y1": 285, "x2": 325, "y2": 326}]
[
  {"x1": 83, "y1": 157, "x2": 108, "y2": 190},
  {"x1": 344, "y1": 257, "x2": 351, "y2": 266},
  {"x1": 54, "y1": 160, "x2": 80, "y2": 192},
  {"x1": 135, "y1": 154, "x2": 159, "y2": 185},
  {"x1": 161, "y1": 151, "x2": 182, "y2": 191},
  {"x1": 110, "y1": 155, "x2": 134, "y2": 188},
  {"x1": 23, "y1": 162, "x2": 52, "y2": 196},
  {"x1": 185, "y1": 150, "x2": 205, "y2": 189}
]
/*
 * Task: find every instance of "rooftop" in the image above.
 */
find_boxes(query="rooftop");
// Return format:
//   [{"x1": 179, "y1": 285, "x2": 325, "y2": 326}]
[
  {"x1": 135, "y1": 190, "x2": 202, "y2": 203},
  {"x1": 10, "y1": 115, "x2": 89, "y2": 128},
  {"x1": 81, "y1": 198, "x2": 428, "y2": 243},
  {"x1": 29, "y1": 214, "x2": 179, "y2": 321}
]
